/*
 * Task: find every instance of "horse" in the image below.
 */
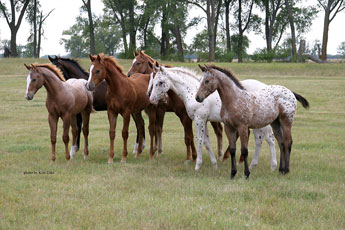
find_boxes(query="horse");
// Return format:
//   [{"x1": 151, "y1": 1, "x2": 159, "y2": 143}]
[
  {"x1": 148, "y1": 64, "x2": 278, "y2": 171},
  {"x1": 127, "y1": 50, "x2": 223, "y2": 163},
  {"x1": 24, "y1": 63, "x2": 93, "y2": 163},
  {"x1": 196, "y1": 64, "x2": 309, "y2": 178},
  {"x1": 86, "y1": 54, "x2": 156, "y2": 163}
]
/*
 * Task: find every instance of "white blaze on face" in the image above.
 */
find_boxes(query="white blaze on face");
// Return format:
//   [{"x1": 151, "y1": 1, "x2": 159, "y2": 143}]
[
  {"x1": 88, "y1": 65, "x2": 94, "y2": 84},
  {"x1": 132, "y1": 58, "x2": 137, "y2": 66},
  {"x1": 146, "y1": 73, "x2": 154, "y2": 96},
  {"x1": 26, "y1": 72, "x2": 31, "y2": 95}
]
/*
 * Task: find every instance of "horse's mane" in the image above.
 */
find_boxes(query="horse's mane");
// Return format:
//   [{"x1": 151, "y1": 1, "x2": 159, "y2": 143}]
[
  {"x1": 99, "y1": 54, "x2": 125, "y2": 75},
  {"x1": 165, "y1": 67, "x2": 201, "y2": 82},
  {"x1": 33, "y1": 63, "x2": 66, "y2": 82},
  {"x1": 58, "y1": 57, "x2": 89, "y2": 76},
  {"x1": 208, "y1": 65, "x2": 244, "y2": 90}
]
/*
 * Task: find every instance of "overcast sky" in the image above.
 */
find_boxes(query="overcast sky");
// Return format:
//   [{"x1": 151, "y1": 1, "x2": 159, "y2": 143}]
[{"x1": 0, "y1": 0, "x2": 344, "y2": 56}]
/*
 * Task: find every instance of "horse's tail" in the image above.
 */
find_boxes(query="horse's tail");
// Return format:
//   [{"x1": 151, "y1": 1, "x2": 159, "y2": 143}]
[{"x1": 293, "y1": 91, "x2": 309, "y2": 109}]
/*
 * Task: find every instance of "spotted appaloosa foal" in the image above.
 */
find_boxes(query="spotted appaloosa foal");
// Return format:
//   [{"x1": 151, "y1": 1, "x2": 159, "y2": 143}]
[
  {"x1": 196, "y1": 65, "x2": 309, "y2": 179},
  {"x1": 25, "y1": 63, "x2": 93, "y2": 163}
]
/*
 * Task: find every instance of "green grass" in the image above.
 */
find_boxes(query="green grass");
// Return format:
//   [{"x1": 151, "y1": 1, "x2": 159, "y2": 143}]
[{"x1": 0, "y1": 58, "x2": 344, "y2": 229}]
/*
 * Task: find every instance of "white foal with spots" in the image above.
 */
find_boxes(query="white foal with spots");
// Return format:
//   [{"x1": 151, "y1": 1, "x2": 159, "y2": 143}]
[{"x1": 148, "y1": 66, "x2": 277, "y2": 171}]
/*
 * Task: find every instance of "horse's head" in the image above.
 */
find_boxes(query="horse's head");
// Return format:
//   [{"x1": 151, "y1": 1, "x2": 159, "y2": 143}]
[
  {"x1": 87, "y1": 54, "x2": 106, "y2": 91},
  {"x1": 24, "y1": 64, "x2": 44, "y2": 100},
  {"x1": 127, "y1": 50, "x2": 154, "y2": 77},
  {"x1": 49, "y1": 56, "x2": 70, "y2": 79},
  {"x1": 149, "y1": 63, "x2": 170, "y2": 105},
  {"x1": 195, "y1": 64, "x2": 218, "y2": 103}
]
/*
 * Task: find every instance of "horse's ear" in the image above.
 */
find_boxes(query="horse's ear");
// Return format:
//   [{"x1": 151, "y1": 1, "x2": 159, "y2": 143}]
[
  {"x1": 97, "y1": 54, "x2": 103, "y2": 63},
  {"x1": 204, "y1": 64, "x2": 210, "y2": 72},
  {"x1": 155, "y1": 61, "x2": 160, "y2": 68},
  {"x1": 48, "y1": 55, "x2": 53, "y2": 62},
  {"x1": 139, "y1": 50, "x2": 144, "y2": 56},
  {"x1": 24, "y1": 63, "x2": 31, "y2": 70},
  {"x1": 148, "y1": 61, "x2": 154, "y2": 69},
  {"x1": 30, "y1": 64, "x2": 38, "y2": 72},
  {"x1": 89, "y1": 54, "x2": 96, "y2": 61},
  {"x1": 134, "y1": 50, "x2": 138, "y2": 57},
  {"x1": 198, "y1": 64, "x2": 206, "y2": 72}
]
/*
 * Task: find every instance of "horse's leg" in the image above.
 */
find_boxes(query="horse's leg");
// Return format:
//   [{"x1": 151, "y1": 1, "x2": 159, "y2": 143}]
[
  {"x1": 194, "y1": 119, "x2": 205, "y2": 171},
  {"x1": 75, "y1": 113, "x2": 82, "y2": 152},
  {"x1": 155, "y1": 106, "x2": 165, "y2": 156},
  {"x1": 121, "y1": 111, "x2": 131, "y2": 163},
  {"x1": 249, "y1": 128, "x2": 263, "y2": 169},
  {"x1": 69, "y1": 115, "x2": 78, "y2": 159},
  {"x1": 238, "y1": 125, "x2": 250, "y2": 179},
  {"x1": 131, "y1": 114, "x2": 140, "y2": 154},
  {"x1": 270, "y1": 119, "x2": 285, "y2": 174},
  {"x1": 263, "y1": 125, "x2": 277, "y2": 171},
  {"x1": 147, "y1": 108, "x2": 156, "y2": 160},
  {"x1": 81, "y1": 111, "x2": 91, "y2": 160},
  {"x1": 132, "y1": 112, "x2": 145, "y2": 158},
  {"x1": 224, "y1": 125, "x2": 238, "y2": 179},
  {"x1": 210, "y1": 122, "x2": 223, "y2": 159},
  {"x1": 203, "y1": 124, "x2": 217, "y2": 169},
  {"x1": 107, "y1": 110, "x2": 118, "y2": 164},
  {"x1": 62, "y1": 114, "x2": 72, "y2": 161},
  {"x1": 180, "y1": 115, "x2": 195, "y2": 163},
  {"x1": 281, "y1": 121, "x2": 292, "y2": 174},
  {"x1": 48, "y1": 114, "x2": 58, "y2": 163}
]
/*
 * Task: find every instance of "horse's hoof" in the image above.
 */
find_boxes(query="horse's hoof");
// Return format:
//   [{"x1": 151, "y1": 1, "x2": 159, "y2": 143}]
[
  {"x1": 271, "y1": 164, "x2": 277, "y2": 171},
  {"x1": 184, "y1": 160, "x2": 191, "y2": 165},
  {"x1": 108, "y1": 158, "x2": 114, "y2": 164},
  {"x1": 249, "y1": 164, "x2": 257, "y2": 170},
  {"x1": 134, "y1": 154, "x2": 140, "y2": 158},
  {"x1": 49, "y1": 160, "x2": 54, "y2": 165},
  {"x1": 83, "y1": 155, "x2": 88, "y2": 160},
  {"x1": 121, "y1": 158, "x2": 126, "y2": 163},
  {"x1": 212, "y1": 163, "x2": 218, "y2": 170},
  {"x1": 195, "y1": 164, "x2": 201, "y2": 171}
]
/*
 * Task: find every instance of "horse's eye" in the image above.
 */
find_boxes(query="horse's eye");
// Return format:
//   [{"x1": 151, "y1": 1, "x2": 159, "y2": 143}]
[
  {"x1": 136, "y1": 62, "x2": 141, "y2": 66},
  {"x1": 205, "y1": 80, "x2": 209, "y2": 84},
  {"x1": 31, "y1": 79, "x2": 36, "y2": 82},
  {"x1": 96, "y1": 70, "x2": 100, "y2": 74},
  {"x1": 158, "y1": 81, "x2": 163, "y2": 86}
]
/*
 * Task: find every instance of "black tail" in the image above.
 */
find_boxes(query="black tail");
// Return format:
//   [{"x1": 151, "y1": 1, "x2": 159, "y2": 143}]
[{"x1": 293, "y1": 91, "x2": 309, "y2": 109}]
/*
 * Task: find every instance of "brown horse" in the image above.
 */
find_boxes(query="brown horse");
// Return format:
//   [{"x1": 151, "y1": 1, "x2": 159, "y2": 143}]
[
  {"x1": 196, "y1": 64, "x2": 309, "y2": 178},
  {"x1": 24, "y1": 63, "x2": 93, "y2": 163},
  {"x1": 127, "y1": 50, "x2": 223, "y2": 162},
  {"x1": 86, "y1": 54, "x2": 156, "y2": 163}
]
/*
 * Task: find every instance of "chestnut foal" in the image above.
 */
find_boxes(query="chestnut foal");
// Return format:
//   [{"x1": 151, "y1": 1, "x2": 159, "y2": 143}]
[
  {"x1": 24, "y1": 63, "x2": 93, "y2": 162},
  {"x1": 127, "y1": 51, "x2": 223, "y2": 162},
  {"x1": 86, "y1": 54, "x2": 156, "y2": 163}
]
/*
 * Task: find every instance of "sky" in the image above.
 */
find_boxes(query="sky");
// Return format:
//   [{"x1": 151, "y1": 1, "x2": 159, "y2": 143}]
[{"x1": 0, "y1": 0, "x2": 344, "y2": 57}]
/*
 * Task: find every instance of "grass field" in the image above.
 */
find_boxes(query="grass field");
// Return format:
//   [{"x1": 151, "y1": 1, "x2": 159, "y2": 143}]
[{"x1": 0, "y1": 58, "x2": 344, "y2": 229}]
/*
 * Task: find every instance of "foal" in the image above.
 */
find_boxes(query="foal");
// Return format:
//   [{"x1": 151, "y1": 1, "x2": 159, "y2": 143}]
[
  {"x1": 86, "y1": 54, "x2": 156, "y2": 163},
  {"x1": 24, "y1": 63, "x2": 93, "y2": 162},
  {"x1": 196, "y1": 65, "x2": 309, "y2": 178}
]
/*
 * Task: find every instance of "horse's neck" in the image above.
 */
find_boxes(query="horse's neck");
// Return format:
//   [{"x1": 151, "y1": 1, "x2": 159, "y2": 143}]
[
  {"x1": 66, "y1": 63, "x2": 88, "y2": 80},
  {"x1": 167, "y1": 71, "x2": 199, "y2": 103},
  {"x1": 216, "y1": 73, "x2": 245, "y2": 107},
  {"x1": 42, "y1": 69, "x2": 65, "y2": 97},
  {"x1": 105, "y1": 64, "x2": 130, "y2": 94}
]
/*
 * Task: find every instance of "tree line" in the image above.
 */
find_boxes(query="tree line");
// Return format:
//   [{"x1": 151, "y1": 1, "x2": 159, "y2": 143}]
[{"x1": 1, "y1": 0, "x2": 345, "y2": 62}]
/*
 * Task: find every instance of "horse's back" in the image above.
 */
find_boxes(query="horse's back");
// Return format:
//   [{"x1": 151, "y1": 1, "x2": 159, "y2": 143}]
[
  {"x1": 66, "y1": 79, "x2": 93, "y2": 112},
  {"x1": 241, "y1": 79, "x2": 267, "y2": 91}
]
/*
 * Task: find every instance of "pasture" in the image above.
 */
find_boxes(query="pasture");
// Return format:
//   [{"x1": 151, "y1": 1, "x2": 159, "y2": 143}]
[{"x1": 0, "y1": 58, "x2": 344, "y2": 229}]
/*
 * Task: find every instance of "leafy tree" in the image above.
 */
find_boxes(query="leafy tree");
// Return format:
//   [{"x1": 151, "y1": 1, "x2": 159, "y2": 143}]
[
  {"x1": 230, "y1": 33, "x2": 250, "y2": 60},
  {"x1": 81, "y1": 0, "x2": 95, "y2": 55},
  {"x1": 317, "y1": 0, "x2": 345, "y2": 61},
  {"x1": 0, "y1": 0, "x2": 30, "y2": 57},
  {"x1": 337, "y1": 41, "x2": 345, "y2": 58}
]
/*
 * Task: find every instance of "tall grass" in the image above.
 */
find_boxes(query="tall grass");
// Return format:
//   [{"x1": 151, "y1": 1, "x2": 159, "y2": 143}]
[{"x1": 0, "y1": 58, "x2": 344, "y2": 229}]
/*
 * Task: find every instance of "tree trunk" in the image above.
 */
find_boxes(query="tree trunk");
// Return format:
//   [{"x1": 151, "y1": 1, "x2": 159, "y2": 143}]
[
  {"x1": 264, "y1": 0, "x2": 272, "y2": 52},
  {"x1": 238, "y1": 0, "x2": 243, "y2": 63},
  {"x1": 171, "y1": 2, "x2": 184, "y2": 61},
  {"x1": 143, "y1": 17, "x2": 150, "y2": 49},
  {"x1": 285, "y1": 0, "x2": 297, "y2": 60},
  {"x1": 10, "y1": 29, "x2": 18, "y2": 57},
  {"x1": 38, "y1": 13, "x2": 43, "y2": 58},
  {"x1": 207, "y1": 0, "x2": 215, "y2": 62},
  {"x1": 85, "y1": 0, "x2": 95, "y2": 55},
  {"x1": 213, "y1": 0, "x2": 222, "y2": 53},
  {"x1": 33, "y1": 0, "x2": 37, "y2": 57},
  {"x1": 128, "y1": 2, "x2": 136, "y2": 53},
  {"x1": 225, "y1": 1, "x2": 231, "y2": 53},
  {"x1": 320, "y1": 4, "x2": 331, "y2": 61}
]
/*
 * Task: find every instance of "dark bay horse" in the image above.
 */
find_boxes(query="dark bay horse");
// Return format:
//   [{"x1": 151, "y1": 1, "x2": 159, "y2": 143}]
[
  {"x1": 127, "y1": 50, "x2": 223, "y2": 162},
  {"x1": 24, "y1": 63, "x2": 93, "y2": 162},
  {"x1": 86, "y1": 54, "x2": 156, "y2": 163},
  {"x1": 196, "y1": 64, "x2": 309, "y2": 178}
]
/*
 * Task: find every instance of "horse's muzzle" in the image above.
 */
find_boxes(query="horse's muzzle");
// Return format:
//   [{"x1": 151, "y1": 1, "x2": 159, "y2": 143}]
[
  {"x1": 149, "y1": 96, "x2": 158, "y2": 105},
  {"x1": 25, "y1": 92, "x2": 34, "y2": 100},
  {"x1": 86, "y1": 82, "x2": 95, "y2": 91},
  {"x1": 195, "y1": 95, "x2": 204, "y2": 103}
]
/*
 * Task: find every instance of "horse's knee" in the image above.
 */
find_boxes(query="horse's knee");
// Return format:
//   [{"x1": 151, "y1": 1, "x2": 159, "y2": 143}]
[
  {"x1": 184, "y1": 136, "x2": 192, "y2": 145},
  {"x1": 241, "y1": 147, "x2": 248, "y2": 158},
  {"x1": 109, "y1": 131, "x2": 115, "y2": 140},
  {"x1": 122, "y1": 130, "x2": 129, "y2": 140},
  {"x1": 230, "y1": 148, "x2": 236, "y2": 158},
  {"x1": 50, "y1": 135, "x2": 56, "y2": 145},
  {"x1": 62, "y1": 134, "x2": 69, "y2": 144}
]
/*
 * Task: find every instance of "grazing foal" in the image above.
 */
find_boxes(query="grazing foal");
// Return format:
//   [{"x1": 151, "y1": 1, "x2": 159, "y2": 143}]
[
  {"x1": 86, "y1": 54, "x2": 156, "y2": 163},
  {"x1": 24, "y1": 63, "x2": 93, "y2": 162},
  {"x1": 196, "y1": 65, "x2": 309, "y2": 178}
]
